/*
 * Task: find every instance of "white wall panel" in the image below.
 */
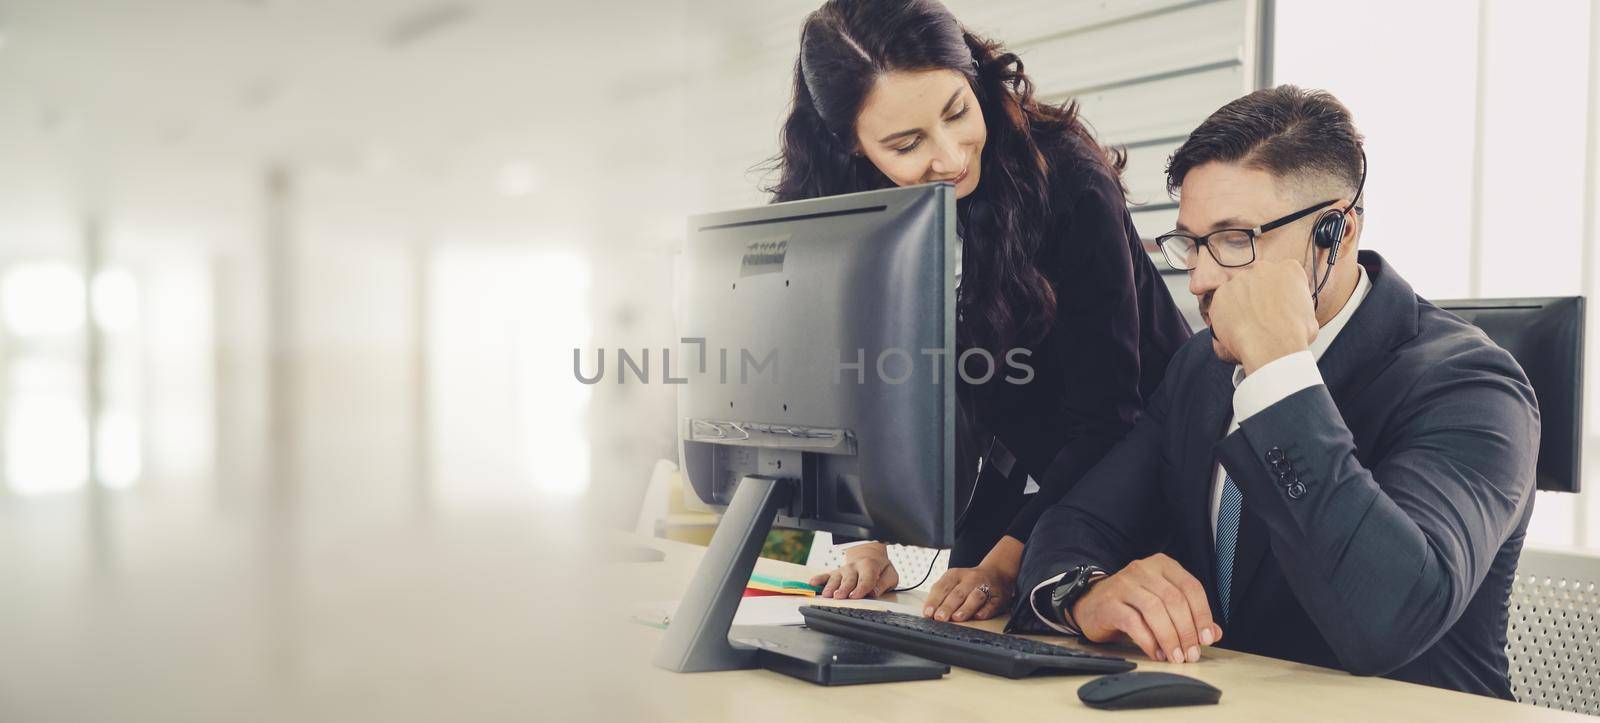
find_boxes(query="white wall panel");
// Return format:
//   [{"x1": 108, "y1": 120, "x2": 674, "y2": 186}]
[
  {"x1": 1123, "y1": 141, "x2": 1185, "y2": 207},
  {"x1": 1016, "y1": 0, "x2": 1245, "y2": 100},
  {"x1": 1065, "y1": 64, "x2": 1249, "y2": 147},
  {"x1": 1131, "y1": 205, "x2": 1181, "y2": 245},
  {"x1": 949, "y1": 0, "x2": 1218, "y2": 48}
]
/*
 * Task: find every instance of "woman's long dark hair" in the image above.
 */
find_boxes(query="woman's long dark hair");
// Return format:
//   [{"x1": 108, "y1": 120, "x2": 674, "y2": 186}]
[{"x1": 765, "y1": 0, "x2": 1125, "y2": 352}]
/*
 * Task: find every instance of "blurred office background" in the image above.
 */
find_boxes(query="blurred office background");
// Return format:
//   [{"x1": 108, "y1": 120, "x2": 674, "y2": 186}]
[
  {"x1": 2, "y1": 0, "x2": 1598, "y2": 716},
  {"x1": 1, "y1": 0, "x2": 1600, "y2": 659}
]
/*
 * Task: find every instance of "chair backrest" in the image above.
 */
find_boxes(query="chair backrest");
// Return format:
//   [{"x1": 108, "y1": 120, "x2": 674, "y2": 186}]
[
  {"x1": 806, "y1": 531, "x2": 949, "y2": 592},
  {"x1": 1507, "y1": 545, "x2": 1600, "y2": 715}
]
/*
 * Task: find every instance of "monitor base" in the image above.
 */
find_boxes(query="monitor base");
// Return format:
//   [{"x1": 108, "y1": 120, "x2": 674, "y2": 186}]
[
  {"x1": 652, "y1": 475, "x2": 790, "y2": 672},
  {"x1": 651, "y1": 475, "x2": 950, "y2": 684},
  {"x1": 736, "y1": 624, "x2": 948, "y2": 685}
]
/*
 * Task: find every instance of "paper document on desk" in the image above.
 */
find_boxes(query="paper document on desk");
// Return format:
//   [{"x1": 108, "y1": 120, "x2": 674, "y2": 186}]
[{"x1": 630, "y1": 596, "x2": 924, "y2": 629}]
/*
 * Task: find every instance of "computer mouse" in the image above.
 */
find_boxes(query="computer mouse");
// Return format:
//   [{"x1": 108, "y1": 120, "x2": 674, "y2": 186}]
[{"x1": 1077, "y1": 671, "x2": 1221, "y2": 710}]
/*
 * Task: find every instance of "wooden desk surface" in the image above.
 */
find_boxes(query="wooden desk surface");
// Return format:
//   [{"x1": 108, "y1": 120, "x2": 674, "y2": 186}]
[
  {"x1": 0, "y1": 501, "x2": 1583, "y2": 722},
  {"x1": 602, "y1": 534, "x2": 1589, "y2": 723}
]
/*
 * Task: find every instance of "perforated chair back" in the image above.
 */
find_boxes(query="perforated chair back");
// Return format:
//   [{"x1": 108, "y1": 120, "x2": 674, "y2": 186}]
[
  {"x1": 1507, "y1": 546, "x2": 1600, "y2": 715},
  {"x1": 806, "y1": 531, "x2": 949, "y2": 592}
]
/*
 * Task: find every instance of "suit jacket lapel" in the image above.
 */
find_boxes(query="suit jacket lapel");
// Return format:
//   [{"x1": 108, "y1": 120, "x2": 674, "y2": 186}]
[
  {"x1": 1203, "y1": 355, "x2": 1270, "y2": 620},
  {"x1": 1179, "y1": 346, "x2": 1235, "y2": 612},
  {"x1": 1225, "y1": 494, "x2": 1270, "y2": 623},
  {"x1": 1315, "y1": 250, "x2": 1420, "y2": 402}
]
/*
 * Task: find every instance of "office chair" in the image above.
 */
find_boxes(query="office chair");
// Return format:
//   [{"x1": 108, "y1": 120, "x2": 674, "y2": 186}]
[{"x1": 1507, "y1": 546, "x2": 1600, "y2": 715}]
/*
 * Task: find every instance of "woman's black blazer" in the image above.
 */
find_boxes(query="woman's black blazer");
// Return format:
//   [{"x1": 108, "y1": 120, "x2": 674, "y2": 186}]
[{"x1": 955, "y1": 142, "x2": 1192, "y2": 547}]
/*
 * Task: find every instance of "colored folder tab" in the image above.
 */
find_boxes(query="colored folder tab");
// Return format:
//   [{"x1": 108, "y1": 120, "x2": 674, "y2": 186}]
[{"x1": 747, "y1": 573, "x2": 823, "y2": 596}]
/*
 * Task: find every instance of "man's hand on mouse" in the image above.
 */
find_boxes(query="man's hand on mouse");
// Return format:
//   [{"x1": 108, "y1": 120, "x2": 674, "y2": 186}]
[
  {"x1": 1206, "y1": 258, "x2": 1319, "y2": 375},
  {"x1": 1069, "y1": 553, "x2": 1222, "y2": 664}
]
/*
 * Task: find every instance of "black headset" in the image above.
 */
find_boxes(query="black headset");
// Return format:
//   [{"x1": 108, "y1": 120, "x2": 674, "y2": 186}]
[{"x1": 1309, "y1": 149, "x2": 1368, "y2": 305}]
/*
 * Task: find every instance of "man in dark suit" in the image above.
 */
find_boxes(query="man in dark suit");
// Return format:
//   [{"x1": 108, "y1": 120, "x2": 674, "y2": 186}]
[{"x1": 1009, "y1": 85, "x2": 1540, "y2": 699}]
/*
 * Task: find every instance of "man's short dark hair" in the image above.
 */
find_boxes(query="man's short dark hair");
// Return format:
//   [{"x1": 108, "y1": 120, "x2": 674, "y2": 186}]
[{"x1": 1166, "y1": 85, "x2": 1364, "y2": 199}]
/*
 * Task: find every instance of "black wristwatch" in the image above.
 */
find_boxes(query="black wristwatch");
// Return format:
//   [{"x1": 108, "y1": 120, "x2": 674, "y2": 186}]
[{"x1": 1037, "y1": 564, "x2": 1107, "y2": 628}]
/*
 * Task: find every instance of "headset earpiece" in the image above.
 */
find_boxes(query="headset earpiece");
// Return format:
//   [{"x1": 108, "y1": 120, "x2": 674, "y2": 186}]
[
  {"x1": 1310, "y1": 149, "x2": 1365, "y2": 306},
  {"x1": 1313, "y1": 210, "x2": 1346, "y2": 249},
  {"x1": 1309, "y1": 209, "x2": 1345, "y2": 306}
]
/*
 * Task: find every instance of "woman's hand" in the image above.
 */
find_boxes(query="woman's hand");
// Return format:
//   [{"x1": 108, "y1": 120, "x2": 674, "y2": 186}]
[
  {"x1": 923, "y1": 535, "x2": 1024, "y2": 622},
  {"x1": 923, "y1": 565, "x2": 1015, "y2": 622},
  {"x1": 808, "y1": 542, "x2": 900, "y2": 599}
]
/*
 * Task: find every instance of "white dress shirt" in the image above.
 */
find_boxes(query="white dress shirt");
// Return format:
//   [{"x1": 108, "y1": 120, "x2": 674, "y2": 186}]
[{"x1": 1028, "y1": 265, "x2": 1372, "y2": 634}]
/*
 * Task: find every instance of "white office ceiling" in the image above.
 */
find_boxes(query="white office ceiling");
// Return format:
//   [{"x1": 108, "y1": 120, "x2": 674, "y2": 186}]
[{"x1": 0, "y1": 0, "x2": 697, "y2": 247}]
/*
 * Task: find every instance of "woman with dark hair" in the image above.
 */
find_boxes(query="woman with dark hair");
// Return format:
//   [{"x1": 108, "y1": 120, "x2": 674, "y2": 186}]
[{"x1": 784, "y1": 0, "x2": 1191, "y2": 622}]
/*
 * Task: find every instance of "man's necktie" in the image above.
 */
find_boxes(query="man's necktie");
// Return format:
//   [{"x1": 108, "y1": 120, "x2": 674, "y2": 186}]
[{"x1": 1214, "y1": 472, "x2": 1242, "y2": 624}]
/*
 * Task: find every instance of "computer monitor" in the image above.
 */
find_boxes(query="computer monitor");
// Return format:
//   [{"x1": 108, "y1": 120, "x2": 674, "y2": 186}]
[
  {"x1": 655, "y1": 182, "x2": 958, "y2": 674},
  {"x1": 1436, "y1": 297, "x2": 1584, "y2": 493}
]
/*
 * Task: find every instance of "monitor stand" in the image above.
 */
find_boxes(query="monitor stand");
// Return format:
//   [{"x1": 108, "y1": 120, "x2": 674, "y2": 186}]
[
  {"x1": 652, "y1": 475, "x2": 788, "y2": 672},
  {"x1": 651, "y1": 475, "x2": 947, "y2": 684}
]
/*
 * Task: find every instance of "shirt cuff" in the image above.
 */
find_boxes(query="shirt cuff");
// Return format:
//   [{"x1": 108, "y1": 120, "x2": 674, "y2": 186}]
[
  {"x1": 1234, "y1": 350, "x2": 1324, "y2": 424},
  {"x1": 1028, "y1": 572, "x2": 1081, "y2": 636}
]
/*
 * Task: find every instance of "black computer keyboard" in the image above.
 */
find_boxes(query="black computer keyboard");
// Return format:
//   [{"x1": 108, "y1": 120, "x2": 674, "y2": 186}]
[{"x1": 799, "y1": 606, "x2": 1135, "y2": 679}]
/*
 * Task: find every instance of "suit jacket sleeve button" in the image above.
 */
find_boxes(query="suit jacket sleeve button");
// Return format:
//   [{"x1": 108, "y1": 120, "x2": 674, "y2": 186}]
[
  {"x1": 1286, "y1": 482, "x2": 1307, "y2": 500},
  {"x1": 1266, "y1": 447, "x2": 1286, "y2": 464}
]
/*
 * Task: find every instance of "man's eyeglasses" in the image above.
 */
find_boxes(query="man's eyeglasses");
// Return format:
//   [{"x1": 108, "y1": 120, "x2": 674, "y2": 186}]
[{"x1": 1155, "y1": 198, "x2": 1352, "y2": 271}]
